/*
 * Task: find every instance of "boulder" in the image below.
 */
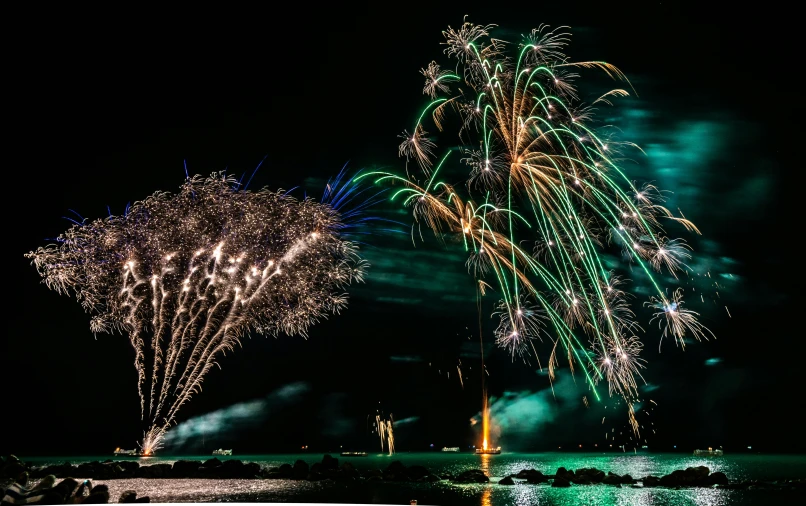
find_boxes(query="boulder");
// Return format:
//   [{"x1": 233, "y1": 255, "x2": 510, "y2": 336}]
[
  {"x1": 642, "y1": 476, "x2": 660, "y2": 487},
  {"x1": 292, "y1": 460, "x2": 309, "y2": 480},
  {"x1": 708, "y1": 472, "x2": 729, "y2": 485},
  {"x1": 339, "y1": 462, "x2": 360, "y2": 480},
  {"x1": 80, "y1": 484, "x2": 109, "y2": 504},
  {"x1": 306, "y1": 470, "x2": 326, "y2": 481},
  {"x1": 117, "y1": 461, "x2": 140, "y2": 478},
  {"x1": 452, "y1": 469, "x2": 489, "y2": 483},
  {"x1": 552, "y1": 476, "x2": 571, "y2": 487},
  {"x1": 555, "y1": 467, "x2": 575, "y2": 480},
  {"x1": 498, "y1": 476, "x2": 515, "y2": 485},
  {"x1": 602, "y1": 473, "x2": 622, "y2": 485},
  {"x1": 202, "y1": 457, "x2": 222, "y2": 468},
  {"x1": 405, "y1": 465, "x2": 430, "y2": 481},
  {"x1": 321, "y1": 454, "x2": 338, "y2": 471},
  {"x1": 119, "y1": 490, "x2": 138, "y2": 503},
  {"x1": 171, "y1": 460, "x2": 201, "y2": 478},
  {"x1": 137, "y1": 464, "x2": 172, "y2": 478},
  {"x1": 386, "y1": 461, "x2": 406, "y2": 475},
  {"x1": 621, "y1": 474, "x2": 635, "y2": 485},
  {"x1": 242, "y1": 462, "x2": 261, "y2": 478},
  {"x1": 95, "y1": 463, "x2": 123, "y2": 480},
  {"x1": 575, "y1": 468, "x2": 605, "y2": 483},
  {"x1": 686, "y1": 466, "x2": 710, "y2": 481},
  {"x1": 218, "y1": 460, "x2": 245, "y2": 478},
  {"x1": 277, "y1": 463, "x2": 293, "y2": 478}
]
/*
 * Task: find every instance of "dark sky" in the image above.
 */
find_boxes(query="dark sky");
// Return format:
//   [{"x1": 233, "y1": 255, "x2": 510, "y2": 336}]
[{"x1": 6, "y1": 2, "x2": 801, "y2": 456}]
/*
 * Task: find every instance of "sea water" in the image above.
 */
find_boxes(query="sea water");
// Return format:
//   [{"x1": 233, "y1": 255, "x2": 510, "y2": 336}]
[{"x1": 19, "y1": 452, "x2": 806, "y2": 505}]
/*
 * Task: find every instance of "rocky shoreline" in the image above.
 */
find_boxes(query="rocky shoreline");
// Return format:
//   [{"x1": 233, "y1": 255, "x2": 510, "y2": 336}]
[{"x1": 4, "y1": 454, "x2": 805, "y2": 492}]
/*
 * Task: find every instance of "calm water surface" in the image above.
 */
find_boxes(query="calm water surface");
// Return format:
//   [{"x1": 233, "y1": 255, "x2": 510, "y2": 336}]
[{"x1": 20, "y1": 452, "x2": 806, "y2": 505}]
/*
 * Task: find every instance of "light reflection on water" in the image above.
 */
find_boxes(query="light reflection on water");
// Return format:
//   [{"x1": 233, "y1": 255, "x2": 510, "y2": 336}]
[
  {"x1": 22, "y1": 453, "x2": 806, "y2": 505},
  {"x1": 89, "y1": 477, "x2": 802, "y2": 506},
  {"x1": 25, "y1": 452, "x2": 804, "y2": 482},
  {"x1": 480, "y1": 486, "x2": 491, "y2": 506}
]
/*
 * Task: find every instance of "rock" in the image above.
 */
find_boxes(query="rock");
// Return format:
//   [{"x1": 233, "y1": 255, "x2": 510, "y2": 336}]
[
  {"x1": 576, "y1": 468, "x2": 605, "y2": 483},
  {"x1": 386, "y1": 461, "x2": 407, "y2": 475},
  {"x1": 498, "y1": 476, "x2": 515, "y2": 485},
  {"x1": 137, "y1": 464, "x2": 172, "y2": 478},
  {"x1": 81, "y1": 484, "x2": 109, "y2": 504},
  {"x1": 686, "y1": 466, "x2": 710, "y2": 480},
  {"x1": 572, "y1": 474, "x2": 592, "y2": 484},
  {"x1": 321, "y1": 454, "x2": 338, "y2": 471},
  {"x1": 383, "y1": 461, "x2": 409, "y2": 482},
  {"x1": 202, "y1": 457, "x2": 222, "y2": 468},
  {"x1": 708, "y1": 472, "x2": 729, "y2": 485},
  {"x1": 555, "y1": 467, "x2": 575, "y2": 480},
  {"x1": 307, "y1": 471, "x2": 326, "y2": 481},
  {"x1": 105, "y1": 463, "x2": 125, "y2": 480},
  {"x1": 213, "y1": 460, "x2": 252, "y2": 478},
  {"x1": 515, "y1": 469, "x2": 548, "y2": 484},
  {"x1": 621, "y1": 474, "x2": 635, "y2": 484},
  {"x1": 119, "y1": 490, "x2": 138, "y2": 503},
  {"x1": 552, "y1": 476, "x2": 572, "y2": 487},
  {"x1": 292, "y1": 460, "x2": 309, "y2": 480},
  {"x1": 405, "y1": 465, "x2": 430, "y2": 480},
  {"x1": 364, "y1": 469, "x2": 382, "y2": 479},
  {"x1": 439, "y1": 473, "x2": 453, "y2": 481},
  {"x1": 309, "y1": 463, "x2": 322, "y2": 475},
  {"x1": 133, "y1": 497, "x2": 150, "y2": 503},
  {"x1": 602, "y1": 473, "x2": 622, "y2": 485},
  {"x1": 339, "y1": 462, "x2": 360, "y2": 480},
  {"x1": 242, "y1": 462, "x2": 261, "y2": 478},
  {"x1": 642, "y1": 476, "x2": 660, "y2": 487},
  {"x1": 452, "y1": 469, "x2": 489, "y2": 483},
  {"x1": 117, "y1": 461, "x2": 140, "y2": 478},
  {"x1": 277, "y1": 463, "x2": 293, "y2": 478},
  {"x1": 171, "y1": 460, "x2": 201, "y2": 478}
]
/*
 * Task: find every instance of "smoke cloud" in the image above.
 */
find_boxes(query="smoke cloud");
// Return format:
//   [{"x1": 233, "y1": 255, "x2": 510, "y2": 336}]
[
  {"x1": 470, "y1": 373, "x2": 584, "y2": 449},
  {"x1": 163, "y1": 382, "x2": 310, "y2": 450}
]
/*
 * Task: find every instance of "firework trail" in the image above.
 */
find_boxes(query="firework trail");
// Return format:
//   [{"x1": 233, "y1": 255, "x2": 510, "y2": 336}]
[
  {"x1": 358, "y1": 19, "x2": 714, "y2": 432},
  {"x1": 26, "y1": 171, "x2": 371, "y2": 454},
  {"x1": 374, "y1": 412, "x2": 395, "y2": 455}
]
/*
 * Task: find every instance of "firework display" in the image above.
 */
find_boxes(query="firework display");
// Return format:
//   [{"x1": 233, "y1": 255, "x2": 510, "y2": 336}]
[
  {"x1": 359, "y1": 20, "x2": 713, "y2": 431},
  {"x1": 26, "y1": 173, "x2": 368, "y2": 453}
]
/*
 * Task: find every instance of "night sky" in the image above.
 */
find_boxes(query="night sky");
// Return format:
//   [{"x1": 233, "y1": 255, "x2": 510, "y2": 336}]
[{"x1": 6, "y1": 2, "x2": 801, "y2": 456}]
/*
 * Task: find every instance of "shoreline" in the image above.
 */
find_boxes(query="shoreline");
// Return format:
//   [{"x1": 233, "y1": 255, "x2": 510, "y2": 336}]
[{"x1": 4, "y1": 454, "x2": 805, "y2": 491}]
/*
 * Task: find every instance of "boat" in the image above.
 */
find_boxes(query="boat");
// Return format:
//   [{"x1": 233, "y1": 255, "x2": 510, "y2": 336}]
[
  {"x1": 693, "y1": 447, "x2": 723, "y2": 456},
  {"x1": 441, "y1": 447, "x2": 460, "y2": 452},
  {"x1": 340, "y1": 451, "x2": 368, "y2": 457},
  {"x1": 475, "y1": 447, "x2": 502, "y2": 455},
  {"x1": 212, "y1": 449, "x2": 232, "y2": 456},
  {"x1": 113, "y1": 448, "x2": 139, "y2": 456}
]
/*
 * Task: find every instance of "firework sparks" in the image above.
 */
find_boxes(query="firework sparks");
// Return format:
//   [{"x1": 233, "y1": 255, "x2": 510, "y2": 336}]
[
  {"x1": 375, "y1": 412, "x2": 395, "y2": 455},
  {"x1": 26, "y1": 172, "x2": 369, "y2": 453},
  {"x1": 358, "y1": 19, "x2": 715, "y2": 432}
]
